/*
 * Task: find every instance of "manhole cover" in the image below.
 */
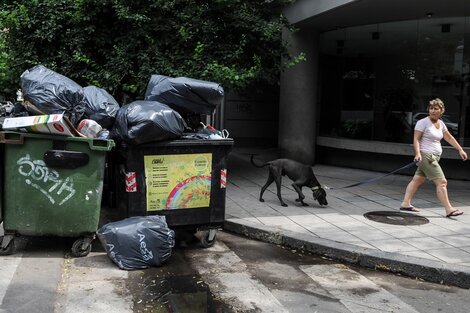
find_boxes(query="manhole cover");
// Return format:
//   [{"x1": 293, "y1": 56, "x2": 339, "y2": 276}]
[{"x1": 363, "y1": 211, "x2": 429, "y2": 225}]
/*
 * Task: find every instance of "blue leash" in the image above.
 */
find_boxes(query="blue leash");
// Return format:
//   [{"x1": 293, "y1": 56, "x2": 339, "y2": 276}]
[{"x1": 326, "y1": 160, "x2": 418, "y2": 189}]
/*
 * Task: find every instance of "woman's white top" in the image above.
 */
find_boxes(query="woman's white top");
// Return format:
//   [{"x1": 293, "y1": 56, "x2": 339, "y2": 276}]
[{"x1": 415, "y1": 117, "x2": 448, "y2": 155}]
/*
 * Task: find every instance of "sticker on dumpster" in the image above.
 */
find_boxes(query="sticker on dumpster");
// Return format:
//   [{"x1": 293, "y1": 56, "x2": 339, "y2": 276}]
[
  {"x1": 220, "y1": 169, "x2": 227, "y2": 188},
  {"x1": 16, "y1": 154, "x2": 76, "y2": 205},
  {"x1": 125, "y1": 172, "x2": 137, "y2": 192},
  {"x1": 144, "y1": 153, "x2": 212, "y2": 211}
]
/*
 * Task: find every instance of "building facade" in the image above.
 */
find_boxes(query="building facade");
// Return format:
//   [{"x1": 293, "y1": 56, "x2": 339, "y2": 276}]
[{"x1": 279, "y1": 0, "x2": 470, "y2": 179}]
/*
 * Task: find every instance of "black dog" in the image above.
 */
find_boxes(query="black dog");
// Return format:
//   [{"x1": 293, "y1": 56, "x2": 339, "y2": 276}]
[{"x1": 250, "y1": 155, "x2": 328, "y2": 207}]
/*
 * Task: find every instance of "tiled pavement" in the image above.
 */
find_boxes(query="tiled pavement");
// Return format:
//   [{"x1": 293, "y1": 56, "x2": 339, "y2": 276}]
[{"x1": 224, "y1": 146, "x2": 470, "y2": 287}]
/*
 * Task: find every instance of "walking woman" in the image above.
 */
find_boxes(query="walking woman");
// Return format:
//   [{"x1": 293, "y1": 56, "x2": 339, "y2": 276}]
[{"x1": 400, "y1": 98, "x2": 467, "y2": 217}]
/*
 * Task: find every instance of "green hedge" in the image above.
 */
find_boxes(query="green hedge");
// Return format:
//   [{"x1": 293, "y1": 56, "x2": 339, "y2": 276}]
[{"x1": 0, "y1": 0, "x2": 304, "y2": 102}]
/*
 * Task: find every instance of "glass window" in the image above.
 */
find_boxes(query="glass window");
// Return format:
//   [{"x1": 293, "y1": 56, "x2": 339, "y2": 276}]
[
  {"x1": 319, "y1": 17, "x2": 467, "y2": 145},
  {"x1": 414, "y1": 17, "x2": 465, "y2": 143},
  {"x1": 461, "y1": 17, "x2": 470, "y2": 145}
]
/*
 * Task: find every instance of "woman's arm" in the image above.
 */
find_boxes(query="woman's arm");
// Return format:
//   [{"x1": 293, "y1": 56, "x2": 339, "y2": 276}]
[
  {"x1": 413, "y1": 130, "x2": 423, "y2": 161},
  {"x1": 443, "y1": 131, "x2": 468, "y2": 161}
]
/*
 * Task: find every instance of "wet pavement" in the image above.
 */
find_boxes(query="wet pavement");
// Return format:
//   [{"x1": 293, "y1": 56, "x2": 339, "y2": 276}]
[
  {"x1": 121, "y1": 231, "x2": 470, "y2": 313},
  {"x1": 127, "y1": 273, "x2": 230, "y2": 313},
  {"x1": 125, "y1": 235, "x2": 233, "y2": 313}
]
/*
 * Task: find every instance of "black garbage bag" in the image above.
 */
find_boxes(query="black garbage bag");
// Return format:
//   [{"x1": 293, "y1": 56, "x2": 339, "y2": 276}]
[
  {"x1": 111, "y1": 100, "x2": 187, "y2": 145},
  {"x1": 144, "y1": 75, "x2": 224, "y2": 115},
  {"x1": 20, "y1": 65, "x2": 85, "y2": 125},
  {"x1": 83, "y1": 86, "x2": 120, "y2": 129},
  {"x1": 96, "y1": 215, "x2": 175, "y2": 270}
]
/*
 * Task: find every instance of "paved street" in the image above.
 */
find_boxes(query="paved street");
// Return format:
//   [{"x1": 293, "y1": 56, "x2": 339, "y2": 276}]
[{"x1": 1, "y1": 232, "x2": 469, "y2": 313}]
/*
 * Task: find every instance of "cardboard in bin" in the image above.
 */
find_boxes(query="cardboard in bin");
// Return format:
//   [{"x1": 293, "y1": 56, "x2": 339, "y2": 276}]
[{"x1": 2, "y1": 113, "x2": 82, "y2": 136}]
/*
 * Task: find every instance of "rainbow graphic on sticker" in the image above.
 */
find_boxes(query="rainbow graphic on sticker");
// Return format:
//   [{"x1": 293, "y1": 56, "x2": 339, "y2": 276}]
[{"x1": 165, "y1": 175, "x2": 212, "y2": 209}]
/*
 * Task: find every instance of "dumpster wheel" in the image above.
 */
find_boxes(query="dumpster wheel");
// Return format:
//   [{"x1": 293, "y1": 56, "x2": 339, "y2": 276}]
[
  {"x1": 71, "y1": 237, "x2": 92, "y2": 257},
  {"x1": 200, "y1": 229, "x2": 217, "y2": 248},
  {"x1": 0, "y1": 235, "x2": 15, "y2": 256}
]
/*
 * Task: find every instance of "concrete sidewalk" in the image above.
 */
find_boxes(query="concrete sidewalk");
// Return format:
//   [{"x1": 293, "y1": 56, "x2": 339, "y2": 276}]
[{"x1": 224, "y1": 147, "x2": 470, "y2": 288}]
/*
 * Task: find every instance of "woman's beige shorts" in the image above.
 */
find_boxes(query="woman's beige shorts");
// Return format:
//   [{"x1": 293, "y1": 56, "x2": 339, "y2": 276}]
[{"x1": 415, "y1": 152, "x2": 445, "y2": 180}]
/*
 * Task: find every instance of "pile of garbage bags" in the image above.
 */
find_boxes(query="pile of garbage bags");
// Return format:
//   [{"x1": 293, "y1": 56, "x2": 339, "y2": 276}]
[
  {"x1": 1, "y1": 64, "x2": 227, "y2": 144},
  {"x1": 0, "y1": 65, "x2": 231, "y2": 269}
]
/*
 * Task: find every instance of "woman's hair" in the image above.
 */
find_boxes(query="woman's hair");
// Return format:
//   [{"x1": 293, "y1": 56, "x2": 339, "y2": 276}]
[{"x1": 428, "y1": 98, "x2": 445, "y2": 114}]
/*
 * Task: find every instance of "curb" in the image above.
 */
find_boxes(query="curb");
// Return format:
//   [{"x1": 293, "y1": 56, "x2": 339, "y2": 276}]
[{"x1": 223, "y1": 219, "x2": 470, "y2": 289}]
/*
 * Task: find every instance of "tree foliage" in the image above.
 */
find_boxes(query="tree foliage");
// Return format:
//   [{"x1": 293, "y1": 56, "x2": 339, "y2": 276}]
[{"x1": 0, "y1": 0, "x2": 303, "y2": 101}]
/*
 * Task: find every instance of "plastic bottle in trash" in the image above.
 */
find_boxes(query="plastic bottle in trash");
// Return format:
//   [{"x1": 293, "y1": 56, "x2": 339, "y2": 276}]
[
  {"x1": 16, "y1": 89, "x2": 23, "y2": 102},
  {"x1": 77, "y1": 119, "x2": 103, "y2": 138}
]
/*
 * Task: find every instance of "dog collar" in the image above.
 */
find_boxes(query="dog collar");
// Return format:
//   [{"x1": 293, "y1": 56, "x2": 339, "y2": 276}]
[{"x1": 311, "y1": 186, "x2": 320, "y2": 191}]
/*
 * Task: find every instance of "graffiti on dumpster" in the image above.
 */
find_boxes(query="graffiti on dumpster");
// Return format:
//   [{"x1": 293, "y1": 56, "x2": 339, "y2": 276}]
[{"x1": 17, "y1": 154, "x2": 76, "y2": 205}]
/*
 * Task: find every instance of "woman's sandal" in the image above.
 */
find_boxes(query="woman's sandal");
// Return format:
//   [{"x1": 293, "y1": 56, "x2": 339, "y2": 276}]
[
  {"x1": 446, "y1": 209, "x2": 463, "y2": 218},
  {"x1": 400, "y1": 206, "x2": 420, "y2": 212}
]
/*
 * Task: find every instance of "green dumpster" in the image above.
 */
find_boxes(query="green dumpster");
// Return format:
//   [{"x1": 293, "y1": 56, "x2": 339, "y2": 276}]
[{"x1": 0, "y1": 131, "x2": 114, "y2": 256}]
